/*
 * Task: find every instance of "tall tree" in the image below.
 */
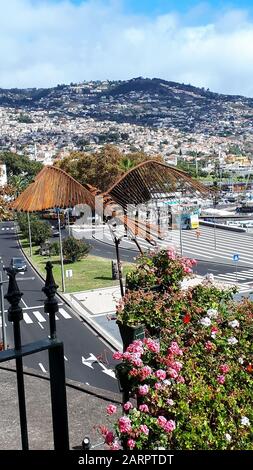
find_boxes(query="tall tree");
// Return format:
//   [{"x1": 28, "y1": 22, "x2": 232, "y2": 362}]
[
  {"x1": 0, "y1": 152, "x2": 43, "y2": 181},
  {"x1": 55, "y1": 145, "x2": 163, "y2": 191}
]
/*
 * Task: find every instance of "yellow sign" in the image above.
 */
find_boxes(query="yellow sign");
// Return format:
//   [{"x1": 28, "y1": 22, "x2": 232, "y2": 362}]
[{"x1": 190, "y1": 214, "x2": 199, "y2": 229}]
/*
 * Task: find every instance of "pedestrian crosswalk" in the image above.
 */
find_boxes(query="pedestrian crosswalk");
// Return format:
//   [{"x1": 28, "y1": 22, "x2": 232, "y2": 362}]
[
  {"x1": 97, "y1": 225, "x2": 253, "y2": 294},
  {"x1": 0, "y1": 307, "x2": 72, "y2": 327}
]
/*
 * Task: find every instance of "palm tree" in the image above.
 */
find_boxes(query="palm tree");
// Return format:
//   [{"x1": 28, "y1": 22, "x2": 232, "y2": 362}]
[{"x1": 120, "y1": 157, "x2": 135, "y2": 173}]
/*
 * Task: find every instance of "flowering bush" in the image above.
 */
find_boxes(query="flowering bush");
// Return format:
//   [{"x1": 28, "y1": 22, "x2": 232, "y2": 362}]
[
  {"x1": 125, "y1": 249, "x2": 196, "y2": 293},
  {"x1": 101, "y1": 295, "x2": 253, "y2": 449},
  {"x1": 116, "y1": 277, "x2": 236, "y2": 334}
]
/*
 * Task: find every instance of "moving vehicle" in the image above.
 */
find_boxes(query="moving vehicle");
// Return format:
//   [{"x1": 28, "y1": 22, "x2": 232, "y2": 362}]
[{"x1": 10, "y1": 257, "x2": 27, "y2": 272}]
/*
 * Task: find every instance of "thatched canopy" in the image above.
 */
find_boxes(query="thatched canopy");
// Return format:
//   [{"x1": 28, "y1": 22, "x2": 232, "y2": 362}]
[
  {"x1": 106, "y1": 160, "x2": 210, "y2": 210},
  {"x1": 11, "y1": 166, "x2": 96, "y2": 212}
]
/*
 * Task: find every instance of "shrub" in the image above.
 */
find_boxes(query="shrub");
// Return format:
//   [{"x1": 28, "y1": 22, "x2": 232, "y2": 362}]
[
  {"x1": 126, "y1": 249, "x2": 196, "y2": 293},
  {"x1": 62, "y1": 236, "x2": 90, "y2": 262},
  {"x1": 49, "y1": 241, "x2": 60, "y2": 256},
  {"x1": 101, "y1": 293, "x2": 253, "y2": 449}
]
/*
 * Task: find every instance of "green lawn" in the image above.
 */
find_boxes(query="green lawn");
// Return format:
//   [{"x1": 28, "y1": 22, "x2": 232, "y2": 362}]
[{"x1": 21, "y1": 238, "x2": 134, "y2": 293}]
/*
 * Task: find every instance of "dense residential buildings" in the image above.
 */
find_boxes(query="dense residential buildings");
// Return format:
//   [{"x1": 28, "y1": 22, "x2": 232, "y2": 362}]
[{"x1": 0, "y1": 78, "x2": 253, "y2": 169}]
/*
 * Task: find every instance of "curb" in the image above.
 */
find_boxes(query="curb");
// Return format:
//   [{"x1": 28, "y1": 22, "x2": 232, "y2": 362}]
[
  {"x1": 15, "y1": 225, "x2": 121, "y2": 352},
  {"x1": 63, "y1": 293, "x2": 122, "y2": 352}
]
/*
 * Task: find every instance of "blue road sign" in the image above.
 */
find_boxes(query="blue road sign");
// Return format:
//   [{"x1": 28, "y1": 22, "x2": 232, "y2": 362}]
[{"x1": 233, "y1": 254, "x2": 240, "y2": 262}]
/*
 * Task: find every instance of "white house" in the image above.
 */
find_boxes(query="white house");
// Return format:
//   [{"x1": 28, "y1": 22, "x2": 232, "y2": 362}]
[{"x1": 0, "y1": 162, "x2": 7, "y2": 187}]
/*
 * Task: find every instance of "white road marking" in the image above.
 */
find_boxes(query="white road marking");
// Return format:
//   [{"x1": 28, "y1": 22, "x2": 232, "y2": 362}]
[
  {"x1": 38, "y1": 363, "x2": 47, "y2": 373},
  {"x1": 21, "y1": 298, "x2": 28, "y2": 309},
  {"x1": 23, "y1": 312, "x2": 33, "y2": 324},
  {"x1": 58, "y1": 308, "x2": 71, "y2": 319},
  {"x1": 38, "y1": 322, "x2": 44, "y2": 329},
  {"x1": 82, "y1": 353, "x2": 97, "y2": 369},
  {"x1": 64, "y1": 356, "x2": 68, "y2": 361},
  {"x1": 33, "y1": 311, "x2": 46, "y2": 322}
]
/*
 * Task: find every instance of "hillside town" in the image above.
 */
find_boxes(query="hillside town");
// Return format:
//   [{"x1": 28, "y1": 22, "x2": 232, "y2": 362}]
[{"x1": 1, "y1": 78, "x2": 253, "y2": 177}]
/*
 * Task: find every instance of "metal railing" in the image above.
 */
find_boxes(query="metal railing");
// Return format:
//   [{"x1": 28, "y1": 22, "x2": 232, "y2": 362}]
[{"x1": 0, "y1": 261, "x2": 69, "y2": 450}]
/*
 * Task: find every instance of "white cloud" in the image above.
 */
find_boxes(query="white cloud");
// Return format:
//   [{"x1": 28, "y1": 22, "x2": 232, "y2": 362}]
[{"x1": 0, "y1": 0, "x2": 252, "y2": 96}]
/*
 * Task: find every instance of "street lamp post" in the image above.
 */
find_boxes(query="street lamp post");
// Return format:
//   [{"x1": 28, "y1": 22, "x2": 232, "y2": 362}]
[
  {"x1": 114, "y1": 236, "x2": 124, "y2": 298},
  {"x1": 179, "y1": 213, "x2": 183, "y2": 256},
  {"x1": 57, "y1": 209, "x2": 65, "y2": 293},
  {"x1": 27, "y1": 212, "x2": 32, "y2": 257},
  {"x1": 0, "y1": 271, "x2": 7, "y2": 350}
]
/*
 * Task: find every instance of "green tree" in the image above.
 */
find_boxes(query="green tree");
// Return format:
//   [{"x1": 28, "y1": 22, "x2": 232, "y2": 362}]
[
  {"x1": 29, "y1": 220, "x2": 51, "y2": 245},
  {"x1": 55, "y1": 145, "x2": 163, "y2": 191},
  {"x1": 62, "y1": 236, "x2": 90, "y2": 263},
  {"x1": 0, "y1": 152, "x2": 43, "y2": 181}
]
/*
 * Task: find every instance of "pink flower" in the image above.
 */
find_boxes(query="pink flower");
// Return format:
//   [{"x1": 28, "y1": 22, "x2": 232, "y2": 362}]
[
  {"x1": 164, "y1": 420, "x2": 176, "y2": 433},
  {"x1": 157, "y1": 416, "x2": 167, "y2": 428},
  {"x1": 105, "y1": 431, "x2": 114, "y2": 445},
  {"x1": 139, "y1": 404, "x2": 149, "y2": 413},
  {"x1": 167, "y1": 399, "x2": 174, "y2": 406},
  {"x1": 172, "y1": 361, "x2": 183, "y2": 372},
  {"x1": 155, "y1": 369, "x2": 167, "y2": 380},
  {"x1": 113, "y1": 351, "x2": 123, "y2": 360},
  {"x1": 144, "y1": 338, "x2": 160, "y2": 353},
  {"x1": 123, "y1": 401, "x2": 133, "y2": 411},
  {"x1": 118, "y1": 416, "x2": 132, "y2": 433},
  {"x1": 140, "y1": 366, "x2": 152, "y2": 380},
  {"x1": 183, "y1": 266, "x2": 192, "y2": 274},
  {"x1": 111, "y1": 441, "x2": 120, "y2": 450},
  {"x1": 168, "y1": 341, "x2": 183, "y2": 356},
  {"x1": 138, "y1": 384, "x2": 150, "y2": 396},
  {"x1": 140, "y1": 424, "x2": 149, "y2": 436},
  {"x1": 106, "y1": 404, "x2": 117, "y2": 415},
  {"x1": 190, "y1": 258, "x2": 197, "y2": 265},
  {"x1": 220, "y1": 364, "x2": 230, "y2": 374},
  {"x1": 177, "y1": 375, "x2": 185, "y2": 384},
  {"x1": 205, "y1": 341, "x2": 214, "y2": 351},
  {"x1": 167, "y1": 249, "x2": 176, "y2": 260},
  {"x1": 122, "y1": 352, "x2": 132, "y2": 360},
  {"x1": 132, "y1": 357, "x2": 143, "y2": 367},
  {"x1": 127, "y1": 439, "x2": 136, "y2": 449},
  {"x1": 168, "y1": 368, "x2": 178, "y2": 379},
  {"x1": 155, "y1": 382, "x2": 162, "y2": 390},
  {"x1": 217, "y1": 375, "x2": 225, "y2": 384}
]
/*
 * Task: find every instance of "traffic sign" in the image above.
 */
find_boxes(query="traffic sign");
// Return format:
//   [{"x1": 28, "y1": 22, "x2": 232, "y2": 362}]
[
  {"x1": 233, "y1": 254, "x2": 240, "y2": 262},
  {"x1": 66, "y1": 269, "x2": 73, "y2": 278}
]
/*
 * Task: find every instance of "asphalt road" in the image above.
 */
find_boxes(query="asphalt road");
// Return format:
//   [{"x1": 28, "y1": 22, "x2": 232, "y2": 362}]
[
  {"x1": 0, "y1": 221, "x2": 119, "y2": 393},
  {"x1": 86, "y1": 232, "x2": 250, "y2": 279}
]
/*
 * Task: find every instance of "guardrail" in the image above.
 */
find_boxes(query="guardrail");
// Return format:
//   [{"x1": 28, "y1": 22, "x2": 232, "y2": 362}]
[{"x1": 199, "y1": 220, "x2": 246, "y2": 232}]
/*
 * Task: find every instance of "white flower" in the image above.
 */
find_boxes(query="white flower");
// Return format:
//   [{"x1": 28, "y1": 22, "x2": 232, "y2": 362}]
[
  {"x1": 163, "y1": 380, "x2": 171, "y2": 386},
  {"x1": 205, "y1": 273, "x2": 214, "y2": 282},
  {"x1": 207, "y1": 308, "x2": 218, "y2": 318},
  {"x1": 228, "y1": 319, "x2": 240, "y2": 328},
  {"x1": 238, "y1": 357, "x2": 244, "y2": 364},
  {"x1": 225, "y1": 433, "x2": 231, "y2": 442},
  {"x1": 211, "y1": 332, "x2": 216, "y2": 339},
  {"x1": 199, "y1": 317, "x2": 212, "y2": 327},
  {"x1": 227, "y1": 337, "x2": 238, "y2": 345},
  {"x1": 241, "y1": 416, "x2": 250, "y2": 427}
]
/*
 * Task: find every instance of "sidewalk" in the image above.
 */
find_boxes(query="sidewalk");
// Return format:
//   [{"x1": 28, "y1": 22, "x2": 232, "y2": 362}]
[
  {"x1": 0, "y1": 362, "x2": 121, "y2": 450},
  {"x1": 63, "y1": 286, "x2": 123, "y2": 352}
]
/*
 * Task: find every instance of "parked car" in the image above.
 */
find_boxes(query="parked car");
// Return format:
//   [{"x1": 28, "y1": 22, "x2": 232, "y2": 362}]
[{"x1": 10, "y1": 257, "x2": 27, "y2": 272}]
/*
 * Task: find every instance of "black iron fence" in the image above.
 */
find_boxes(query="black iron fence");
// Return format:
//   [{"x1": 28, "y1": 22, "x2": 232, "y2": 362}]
[{"x1": 0, "y1": 261, "x2": 69, "y2": 450}]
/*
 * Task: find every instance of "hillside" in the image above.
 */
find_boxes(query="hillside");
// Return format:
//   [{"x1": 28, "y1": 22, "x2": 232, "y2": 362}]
[{"x1": 0, "y1": 77, "x2": 253, "y2": 136}]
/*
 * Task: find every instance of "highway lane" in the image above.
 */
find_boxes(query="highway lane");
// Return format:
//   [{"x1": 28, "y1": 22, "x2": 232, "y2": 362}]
[{"x1": 0, "y1": 221, "x2": 119, "y2": 393}]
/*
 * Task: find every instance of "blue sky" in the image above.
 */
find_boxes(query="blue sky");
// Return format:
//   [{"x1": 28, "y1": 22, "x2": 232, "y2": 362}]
[
  {"x1": 64, "y1": 0, "x2": 253, "y2": 17},
  {"x1": 0, "y1": 0, "x2": 253, "y2": 95}
]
